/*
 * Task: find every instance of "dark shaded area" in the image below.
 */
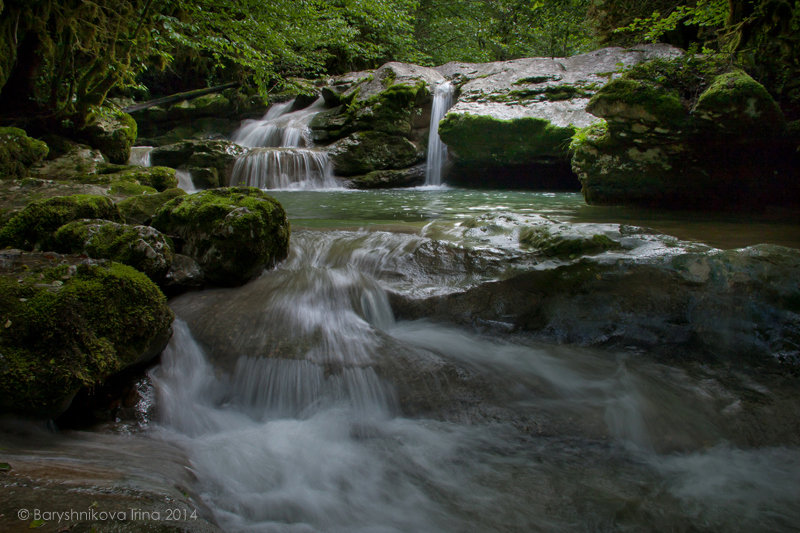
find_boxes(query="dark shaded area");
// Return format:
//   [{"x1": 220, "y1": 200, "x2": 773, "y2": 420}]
[{"x1": 445, "y1": 160, "x2": 581, "y2": 191}]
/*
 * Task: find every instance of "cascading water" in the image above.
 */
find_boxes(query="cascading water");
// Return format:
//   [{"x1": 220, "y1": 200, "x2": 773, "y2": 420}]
[
  {"x1": 230, "y1": 97, "x2": 339, "y2": 189},
  {"x1": 424, "y1": 81, "x2": 455, "y2": 186},
  {"x1": 146, "y1": 198, "x2": 800, "y2": 532}
]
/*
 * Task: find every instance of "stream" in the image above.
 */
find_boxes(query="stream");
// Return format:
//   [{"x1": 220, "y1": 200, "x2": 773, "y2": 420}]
[{"x1": 149, "y1": 189, "x2": 800, "y2": 532}]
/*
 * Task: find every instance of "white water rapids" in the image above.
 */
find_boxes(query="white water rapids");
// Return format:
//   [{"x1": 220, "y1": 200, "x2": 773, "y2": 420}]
[{"x1": 148, "y1": 217, "x2": 800, "y2": 533}]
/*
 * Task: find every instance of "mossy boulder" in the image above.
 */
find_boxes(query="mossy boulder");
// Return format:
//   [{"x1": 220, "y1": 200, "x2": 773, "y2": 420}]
[
  {"x1": 53, "y1": 220, "x2": 174, "y2": 282},
  {"x1": 151, "y1": 187, "x2": 290, "y2": 286},
  {"x1": 328, "y1": 131, "x2": 422, "y2": 176},
  {"x1": 0, "y1": 194, "x2": 121, "y2": 251},
  {"x1": 80, "y1": 106, "x2": 138, "y2": 164},
  {"x1": 572, "y1": 57, "x2": 794, "y2": 209},
  {"x1": 0, "y1": 127, "x2": 49, "y2": 179},
  {"x1": 439, "y1": 114, "x2": 575, "y2": 166},
  {"x1": 30, "y1": 137, "x2": 107, "y2": 179},
  {"x1": 95, "y1": 165, "x2": 178, "y2": 191},
  {"x1": 150, "y1": 140, "x2": 247, "y2": 188},
  {"x1": 0, "y1": 250, "x2": 173, "y2": 418},
  {"x1": 117, "y1": 187, "x2": 186, "y2": 225}
]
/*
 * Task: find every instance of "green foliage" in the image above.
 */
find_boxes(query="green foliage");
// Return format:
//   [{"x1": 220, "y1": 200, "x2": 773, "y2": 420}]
[
  {"x1": 612, "y1": 0, "x2": 727, "y2": 46},
  {"x1": 414, "y1": 0, "x2": 595, "y2": 64}
]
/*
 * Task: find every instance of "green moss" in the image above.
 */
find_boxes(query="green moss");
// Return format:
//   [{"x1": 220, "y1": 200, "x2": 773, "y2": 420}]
[
  {"x1": 151, "y1": 187, "x2": 290, "y2": 286},
  {"x1": 53, "y1": 220, "x2": 174, "y2": 282},
  {"x1": 95, "y1": 165, "x2": 177, "y2": 191},
  {"x1": 0, "y1": 127, "x2": 49, "y2": 179},
  {"x1": 519, "y1": 226, "x2": 620, "y2": 257},
  {"x1": 81, "y1": 106, "x2": 137, "y2": 164},
  {"x1": 117, "y1": 188, "x2": 186, "y2": 225},
  {"x1": 107, "y1": 180, "x2": 158, "y2": 196},
  {"x1": 569, "y1": 120, "x2": 609, "y2": 153},
  {"x1": 0, "y1": 257, "x2": 173, "y2": 418},
  {"x1": 513, "y1": 75, "x2": 561, "y2": 85},
  {"x1": 694, "y1": 69, "x2": 785, "y2": 137},
  {"x1": 439, "y1": 113, "x2": 575, "y2": 165},
  {"x1": 347, "y1": 81, "x2": 428, "y2": 136},
  {"x1": 0, "y1": 194, "x2": 121, "y2": 251}
]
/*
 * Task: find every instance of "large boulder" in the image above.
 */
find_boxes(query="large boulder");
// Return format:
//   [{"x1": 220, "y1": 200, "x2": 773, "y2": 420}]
[
  {"x1": 0, "y1": 127, "x2": 48, "y2": 179},
  {"x1": 80, "y1": 105, "x2": 138, "y2": 164},
  {"x1": 392, "y1": 244, "x2": 800, "y2": 363},
  {"x1": 347, "y1": 164, "x2": 426, "y2": 189},
  {"x1": 329, "y1": 131, "x2": 422, "y2": 176},
  {"x1": 435, "y1": 44, "x2": 683, "y2": 188},
  {"x1": 151, "y1": 187, "x2": 290, "y2": 286},
  {"x1": 571, "y1": 57, "x2": 796, "y2": 209},
  {"x1": 0, "y1": 194, "x2": 121, "y2": 250},
  {"x1": 117, "y1": 187, "x2": 186, "y2": 225},
  {"x1": 150, "y1": 139, "x2": 248, "y2": 188},
  {"x1": 53, "y1": 220, "x2": 174, "y2": 283},
  {"x1": 0, "y1": 250, "x2": 173, "y2": 418}
]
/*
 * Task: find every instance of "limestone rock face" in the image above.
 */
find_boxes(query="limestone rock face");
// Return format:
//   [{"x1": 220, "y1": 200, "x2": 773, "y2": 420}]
[
  {"x1": 434, "y1": 44, "x2": 683, "y2": 188},
  {"x1": 0, "y1": 250, "x2": 173, "y2": 418},
  {"x1": 151, "y1": 187, "x2": 290, "y2": 286},
  {"x1": 570, "y1": 57, "x2": 796, "y2": 209}
]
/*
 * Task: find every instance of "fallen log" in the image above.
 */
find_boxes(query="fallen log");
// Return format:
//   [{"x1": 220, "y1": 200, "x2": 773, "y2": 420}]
[{"x1": 123, "y1": 82, "x2": 240, "y2": 113}]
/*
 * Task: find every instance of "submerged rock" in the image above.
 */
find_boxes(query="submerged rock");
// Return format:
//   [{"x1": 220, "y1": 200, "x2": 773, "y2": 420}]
[
  {"x1": 0, "y1": 127, "x2": 48, "y2": 179},
  {"x1": 571, "y1": 57, "x2": 797, "y2": 209},
  {"x1": 392, "y1": 244, "x2": 800, "y2": 364},
  {"x1": 0, "y1": 250, "x2": 173, "y2": 418},
  {"x1": 151, "y1": 187, "x2": 290, "y2": 286}
]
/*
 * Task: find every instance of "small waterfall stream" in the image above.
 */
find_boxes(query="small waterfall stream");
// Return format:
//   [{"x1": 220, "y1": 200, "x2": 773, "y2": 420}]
[
  {"x1": 128, "y1": 145, "x2": 197, "y2": 192},
  {"x1": 424, "y1": 81, "x2": 454, "y2": 186},
  {"x1": 230, "y1": 98, "x2": 339, "y2": 190}
]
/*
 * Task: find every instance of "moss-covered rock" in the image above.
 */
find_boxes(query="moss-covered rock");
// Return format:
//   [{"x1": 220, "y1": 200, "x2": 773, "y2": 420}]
[
  {"x1": 96, "y1": 165, "x2": 178, "y2": 191},
  {"x1": 30, "y1": 138, "x2": 107, "y2": 178},
  {"x1": 0, "y1": 194, "x2": 121, "y2": 251},
  {"x1": 151, "y1": 187, "x2": 290, "y2": 286},
  {"x1": 572, "y1": 56, "x2": 794, "y2": 209},
  {"x1": 328, "y1": 131, "x2": 422, "y2": 176},
  {"x1": 80, "y1": 105, "x2": 138, "y2": 164},
  {"x1": 439, "y1": 113, "x2": 575, "y2": 166},
  {"x1": 0, "y1": 250, "x2": 173, "y2": 418},
  {"x1": 117, "y1": 187, "x2": 186, "y2": 225},
  {"x1": 53, "y1": 220, "x2": 174, "y2": 282},
  {"x1": 0, "y1": 127, "x2": 49, "y2": 179}
]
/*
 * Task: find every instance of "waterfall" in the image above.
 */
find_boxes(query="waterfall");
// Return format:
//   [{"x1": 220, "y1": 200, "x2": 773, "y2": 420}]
[
  {"x1": 230, "y1": 148, "x2": 337, "y2": 190},
  {"x1": 128, "y1": 146, "x2": 153, "y2": 167},
  {"x1": 424, "y1": 81, "x2": 455, "y2": 186},
  {"x1": 230, "y1": 97, "x2": 340, "y2": 189}
]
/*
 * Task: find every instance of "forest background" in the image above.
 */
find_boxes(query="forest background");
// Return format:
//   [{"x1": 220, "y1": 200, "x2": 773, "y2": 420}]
[{"x1": 0, "y1": 0, "x2": 797, "y2": 132}]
